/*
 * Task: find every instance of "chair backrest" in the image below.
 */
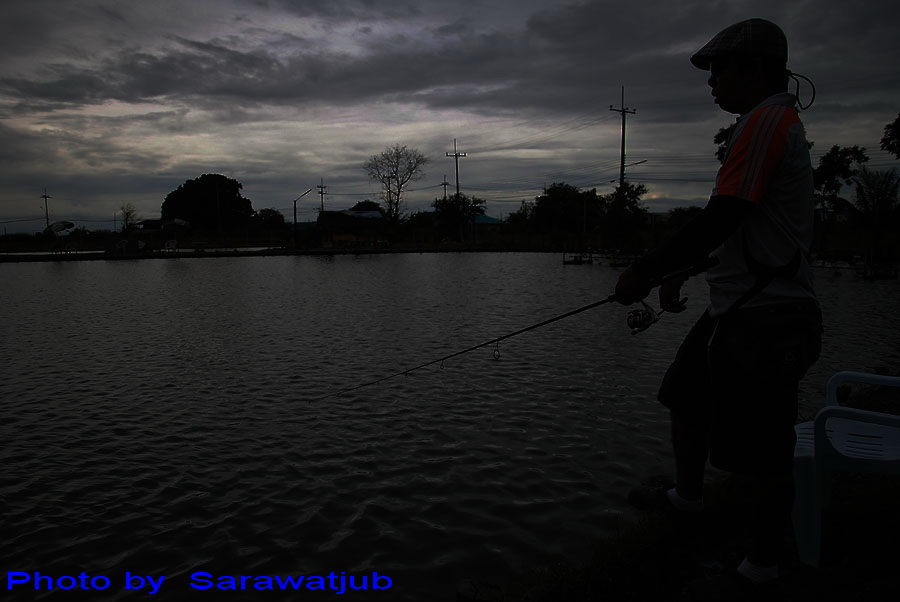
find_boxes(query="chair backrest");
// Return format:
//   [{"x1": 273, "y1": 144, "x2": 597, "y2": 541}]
[
  {"x1": 826, "y1": 371, "x2": 900, "y2": 406},
  {"x1": 816, "y1": 372, "x2": 900, "y2": 473}
]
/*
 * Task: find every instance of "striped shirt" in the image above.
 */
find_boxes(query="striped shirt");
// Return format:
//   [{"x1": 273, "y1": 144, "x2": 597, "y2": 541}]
[{"x1": 706, "y1": 93, "x2": 817, "y2": 317}]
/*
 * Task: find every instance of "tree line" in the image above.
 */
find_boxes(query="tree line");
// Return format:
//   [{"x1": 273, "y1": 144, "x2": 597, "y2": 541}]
[
  {"x1": 807, "y1": 112, "x2": 899, "y2": 276},
  {"x1": 18, "y1": 113, "x2": 893, "y2": 261},
  {"x1": 354, "y1": 114, "x2": 900, "y2": 261}
]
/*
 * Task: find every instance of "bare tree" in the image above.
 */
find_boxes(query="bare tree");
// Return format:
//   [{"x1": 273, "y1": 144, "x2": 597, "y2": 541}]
[
  {"x1": 854, "y1": 167, "x2": 899, "y2": 218},
  {"x1": 854, "y1": 167, "x2": 900, "y2": 277},
  {"x1": 364, "y1": 144, "x2": 428, "y2": 222},
  {"x1": 120, "y1": 203, "x2": 140, "y2": 232}
]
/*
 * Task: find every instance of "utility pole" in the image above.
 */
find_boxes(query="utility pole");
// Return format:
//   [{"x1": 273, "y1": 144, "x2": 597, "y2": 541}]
[
  {"x1": 317, "y1": 179, "x2": 326, "y2": 212},
  {"x1": 216, "y1": 178, "x2": 223, "y2": 245},
  {"x1": 441, "y1": 175, "x2": 449, "y2": 201},
  {"x1": 609, "y1": 86, "x2": 636, "y2": 192},
  {"x1": 41, "y1": 189, "x2": 51, "y2": 228},
  {"x1": 446, "y1": 139, "x2": 467, "y2": 198}
]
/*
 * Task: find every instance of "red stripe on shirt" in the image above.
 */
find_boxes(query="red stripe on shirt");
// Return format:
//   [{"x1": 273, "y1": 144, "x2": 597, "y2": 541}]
[{"x1": 716, "y1": 105, "x2": 797, "y2": 204}]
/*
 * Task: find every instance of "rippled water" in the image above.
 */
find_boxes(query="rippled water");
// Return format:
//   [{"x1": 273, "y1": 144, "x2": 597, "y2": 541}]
[{"x1": 2, "y1": 253, "x2": 898, "y2": 601}]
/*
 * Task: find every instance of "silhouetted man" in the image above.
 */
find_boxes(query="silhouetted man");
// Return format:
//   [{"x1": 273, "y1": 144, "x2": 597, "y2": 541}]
[{"x1": 615, "y1": 18, "x2": 822, "y2": 595}]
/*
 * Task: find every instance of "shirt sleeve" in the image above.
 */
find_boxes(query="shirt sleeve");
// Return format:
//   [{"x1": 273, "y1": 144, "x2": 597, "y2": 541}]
[
  {"x1": 632, "y1": 195, "x2": 754, "y2": 281},
  {"x1": 714, "y1": 105, "x2": 796, "y2": 204}
]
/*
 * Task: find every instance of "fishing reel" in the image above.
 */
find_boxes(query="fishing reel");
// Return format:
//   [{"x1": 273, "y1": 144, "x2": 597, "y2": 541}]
[
  {"x1": 627, "y1": 297, "x2": 688, "y2": 335},
  {"x1": 627, "y1": 301, "x2": 660, "y2": 335}
]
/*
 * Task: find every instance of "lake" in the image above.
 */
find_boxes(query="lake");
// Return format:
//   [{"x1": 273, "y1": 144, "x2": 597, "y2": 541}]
[{"x1": 2, "y1": 253, "x2": 898, "y2": 600}]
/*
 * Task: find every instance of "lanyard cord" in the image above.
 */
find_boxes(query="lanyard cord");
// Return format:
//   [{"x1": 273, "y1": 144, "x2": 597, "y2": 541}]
[{"x1": 788, "y1": 70, "x2": 817, "y2": 110}]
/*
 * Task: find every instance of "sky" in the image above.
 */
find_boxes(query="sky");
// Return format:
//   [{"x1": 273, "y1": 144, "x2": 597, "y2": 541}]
[{"x1": 1, "y1": 0, "x2": 898, "y2": 233}]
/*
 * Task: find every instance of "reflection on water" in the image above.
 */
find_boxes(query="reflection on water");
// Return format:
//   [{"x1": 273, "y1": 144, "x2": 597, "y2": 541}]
[{"x1": 1, "y1": 254, "x2": 897, "y2": 600}]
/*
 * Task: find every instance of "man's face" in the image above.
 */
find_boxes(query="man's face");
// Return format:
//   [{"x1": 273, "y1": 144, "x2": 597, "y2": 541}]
[{"x1": 708, "y1": 58, "x2": 757, "y2": 115}]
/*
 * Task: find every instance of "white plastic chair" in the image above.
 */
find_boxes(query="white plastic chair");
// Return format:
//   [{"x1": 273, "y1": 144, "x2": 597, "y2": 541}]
[{"x1": 793, "y1": 371, "x2": 900, "y2": 567}]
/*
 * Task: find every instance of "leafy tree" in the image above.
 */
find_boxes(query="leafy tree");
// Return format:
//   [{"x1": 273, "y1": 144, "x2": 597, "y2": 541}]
[
  {"x1": 667, "y1": 206, "x2": 704, "y2": 230},
  {"x1": 507, "y1": 200, "x2": 533, "y2": 227},
  {"x1": 881, "y1": 113, "x2": 900, "y2": 160},
  {"x1": 507, "y1": 181, "x2": 648, "y2": 249},
  {"x1": 255, "y1": 208, "x2": 287, "y2": 231},
  {"x1": 600, "y1": 182, "x2": 649, "y2": 251},
  {"x1": 814, "y1": 145, "x2": 869, "y2": 214},
  {"x1": 161, "y1": 174, "x2": 254, "y2": 233},
  {"x1": 350, "y1": 200, "x2": 384, "y2": 213},
  {"x1": 650, "y1": 206, "x2": 705, "y2": 249},
  {"x1": 432, "y1": 193, "x2": 486, "y2": 241},
  {"x1": 531, "y1": 182, "x2": 600, "y2": 235},
  {"x1": 814, "y1": 145, "x2": 869, "y2": 198},
  {"x1": 714, "y1": 125, "x2": 735, "y2": 163},
  {"x1": 364, "y1": 144, "x2": 429, "y2": 223}
]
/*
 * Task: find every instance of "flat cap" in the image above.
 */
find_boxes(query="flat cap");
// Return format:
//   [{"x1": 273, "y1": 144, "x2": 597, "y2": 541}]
[{"x1": 690, "y1": 18, "x2": 787, "y2": 70}]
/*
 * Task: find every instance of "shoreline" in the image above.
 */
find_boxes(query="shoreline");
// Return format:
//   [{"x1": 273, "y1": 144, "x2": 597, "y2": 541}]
[
  {"x1": 0, "y1": 246, "x2": 543, "y2": 263},
  {"x1": 0, "y1": 246, "x2": 885, "y2": 273}
]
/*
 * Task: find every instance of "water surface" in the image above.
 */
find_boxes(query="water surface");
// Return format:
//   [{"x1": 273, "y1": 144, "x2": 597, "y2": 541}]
[{"x1": 2, "y1": 253, "x2": 897, "y2": 600}]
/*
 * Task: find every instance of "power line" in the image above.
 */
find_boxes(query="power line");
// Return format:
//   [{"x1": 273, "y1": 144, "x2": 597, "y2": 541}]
[
  {"x1": 0, "y1": 217, "x2": 46, "y2": 225},
  {"x1": 466, "y1": 111, "x2": 616, "y2": 154},
  {"x1": 406, "y1": 183, "x2": 445, "y2": 192}
]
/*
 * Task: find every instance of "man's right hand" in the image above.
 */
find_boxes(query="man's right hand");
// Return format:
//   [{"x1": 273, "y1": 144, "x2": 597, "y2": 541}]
[{"x1": 659, "y1": 276, "x2": 688, "y2": 313}]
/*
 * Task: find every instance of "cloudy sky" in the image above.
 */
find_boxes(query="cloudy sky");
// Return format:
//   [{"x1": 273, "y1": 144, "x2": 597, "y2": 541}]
[{"x1": 1, "y1": 0, "x2": 898, "y2": 233}]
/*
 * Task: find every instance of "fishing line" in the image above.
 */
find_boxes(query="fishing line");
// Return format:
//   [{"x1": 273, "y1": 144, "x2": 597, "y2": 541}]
[
  {"x1": 311, "y1": 293, "x2": 618, "y2": 402},
  {"x1": 311, "y1": 259, "x2": 717, "y2": 402}
]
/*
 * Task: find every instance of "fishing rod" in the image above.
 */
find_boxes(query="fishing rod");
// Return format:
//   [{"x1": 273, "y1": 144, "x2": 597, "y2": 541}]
[
  {"x1": 311, "y1": 293, "x2": 618, "y2": 402},
  {"x1": 311, "y1": 259, "x2": 716, "y2": 402}
]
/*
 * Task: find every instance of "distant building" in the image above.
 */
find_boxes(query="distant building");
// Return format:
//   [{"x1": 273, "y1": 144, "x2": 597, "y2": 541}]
[{"x1": 316, "y1": 210, "x2": 386, "y2": 247}]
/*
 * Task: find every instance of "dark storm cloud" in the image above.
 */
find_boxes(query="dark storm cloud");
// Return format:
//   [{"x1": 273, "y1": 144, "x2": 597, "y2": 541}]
[
  {"x1": 0, "y1": 121, "x2": 50, "y2": 166},
  {"x1": 1, "y1": 67, "x2": 113, "y2": 107},
  {"x1": 0, "y1": 113, "x2": 169, "y2": 178},
  {"x1": 4, "y1": 0, "x2": 899, "y2": 118},
  {"x1": 0, "y1": 0, "x2": 897, "y2": 226},
  {"x1": 3, "y1": 0, "x2": 890, "y2": 122},
  {"x1": 0, "y1": 1, "x2": 58, "y2": 55},
  {"x1": 2, "y1": 41, "x2": 277, "y2": 107},
  {"x1": 0, "y1": 1, "x2": 734, "y2": 124},
  {"x1": 1, "y1": 26, "x2": 532, "y2": 116},
  {"x1": 265, "y1": 0, "x2": 426, "y2": 20}
]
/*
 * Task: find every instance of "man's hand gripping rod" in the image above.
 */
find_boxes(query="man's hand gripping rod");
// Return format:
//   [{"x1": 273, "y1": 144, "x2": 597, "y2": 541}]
[{"x1": 625, "y1": 258, "x2": 717, "y2": 335}]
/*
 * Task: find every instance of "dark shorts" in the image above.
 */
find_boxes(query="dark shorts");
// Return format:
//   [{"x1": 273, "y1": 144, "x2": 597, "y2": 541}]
[{"x1": 658, "y1": 301, "x2": 822, "y2": 474}]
